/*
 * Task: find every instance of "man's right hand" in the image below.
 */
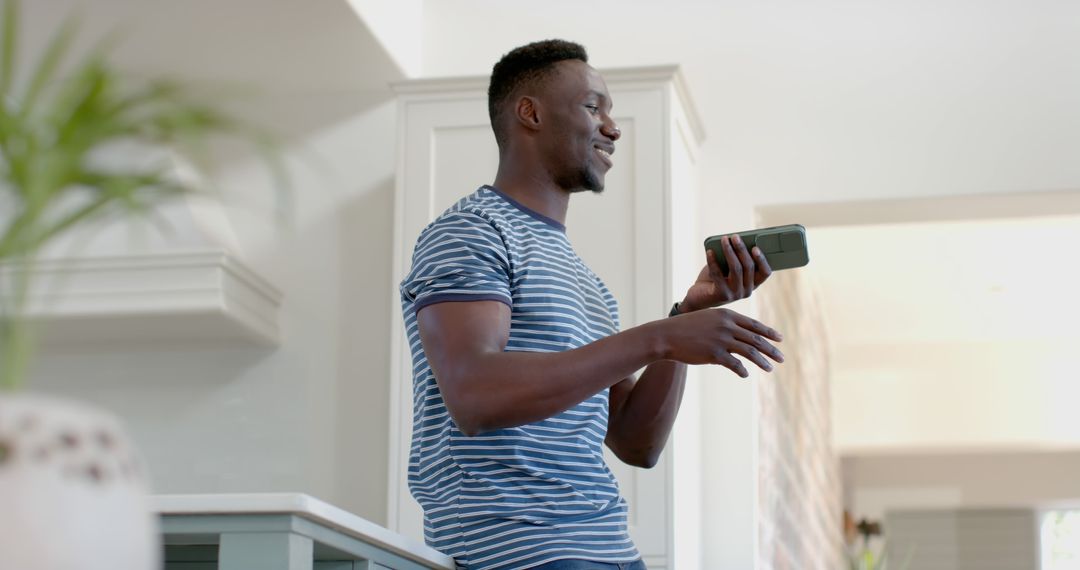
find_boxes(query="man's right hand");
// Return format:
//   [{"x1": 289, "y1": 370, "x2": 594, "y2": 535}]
[{"x1": 659, "y1": 308, "x2": 784, "y2": 378}]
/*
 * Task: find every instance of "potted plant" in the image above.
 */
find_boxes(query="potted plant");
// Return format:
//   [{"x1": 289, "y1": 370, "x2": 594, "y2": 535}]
[
  {"x1": 844, "y1": 512, "x2": 914, "y2": 570},
  {"x1": 0, "y1": 1, "x2": 283, "y2": 567}
]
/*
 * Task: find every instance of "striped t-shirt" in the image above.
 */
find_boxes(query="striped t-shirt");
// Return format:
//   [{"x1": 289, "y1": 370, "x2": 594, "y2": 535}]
[{"x1": 399, "y1": 186, "x2": 640, "y2": 570}]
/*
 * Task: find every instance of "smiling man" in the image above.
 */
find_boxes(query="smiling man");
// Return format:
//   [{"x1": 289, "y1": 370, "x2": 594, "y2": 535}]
[{"x1": 400, "y1": 39, "x2": 785, "y2": 570}]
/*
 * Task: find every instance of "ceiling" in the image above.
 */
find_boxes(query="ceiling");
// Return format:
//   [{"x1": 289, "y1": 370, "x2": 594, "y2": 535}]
[{"x1": 14, "y1": 0, "x2": 404, "y2": 139}]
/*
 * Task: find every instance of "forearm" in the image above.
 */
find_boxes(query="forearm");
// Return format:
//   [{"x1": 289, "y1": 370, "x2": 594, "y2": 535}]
[
  {"x1": 432, "y1": 321, "x2": 668, "y2": 435},
  {"x1": 606, "y1": 359, "x2": 687, "y2": 467}
]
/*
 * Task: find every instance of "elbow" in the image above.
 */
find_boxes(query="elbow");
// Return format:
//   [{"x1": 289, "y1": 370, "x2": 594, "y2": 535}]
[
  {"x1": 613, "y1": 444, "x2": 662, "y2": 469},
  {"x1": 440, "y1": 387, "x2": 490, "y2": 437},
  {"x1": 455, "y1": 420, "x2": 484, "y2": 437},
  {"x1": 446, "y1": 405, "x2": 487, "y2": 437},
  {"x1": 630, "y1": 451, "x2": 661, "y2": 469},
  {"x1": 608, "y1": 426, "x2": 666, "y2": 468}
]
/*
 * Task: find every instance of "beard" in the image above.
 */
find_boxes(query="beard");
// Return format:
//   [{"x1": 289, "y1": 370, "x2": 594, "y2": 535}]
[{"x1": 556, "y1": 164, "x2": 605, "y2": 194}]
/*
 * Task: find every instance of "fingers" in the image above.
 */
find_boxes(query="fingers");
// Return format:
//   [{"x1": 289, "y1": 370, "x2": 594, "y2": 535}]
[
  {"x1": 713, "y1": 309, "x2": 784, "y2": 376},
  {"x1": 729, "y1": 310, "x2": 784, "y2": 343},
  {"x1": 719, "y1": 333, "x2": 783, "y2": 377},
  {"x1": 732, "y1": 235, "x2": 755, "y2": 293},
  {"x1": 706, "y1": 248, "x2": 724, "y2": 279},
  {"x1": 714, "y1": 339, "x2": 775, "y2": 377},
  {"x1": 720, "y1": 236, "x2": 745, "y2": 297},
  {"x1": 752, "y1": 246, "x2": 773, "y2": 287},
  {"x1": 715, "y1": 350, "x2": 749, "y2": 378},
  {"x1": 734, "y1": 328, "x2": 785, "y2": 363},
  {"x1": 672, "y1": 307, "x2": 784, "y2": 376},
  {"x1": 729, "y1": 344, "x2": 774, "y2": 372}
]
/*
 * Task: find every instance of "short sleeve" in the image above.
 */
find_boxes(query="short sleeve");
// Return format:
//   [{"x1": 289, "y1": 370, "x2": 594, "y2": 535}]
[{"x1": 400, "y1": 211, "x2": 512, "y2": 312}]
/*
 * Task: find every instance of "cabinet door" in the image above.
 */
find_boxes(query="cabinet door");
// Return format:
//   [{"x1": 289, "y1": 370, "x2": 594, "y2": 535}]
[
  {"x1": 390, "y1": 94, "x2": 500, "y2": 542},
  {"x1": 565, "y1": 87, "x2": 670, "y2": 565}
]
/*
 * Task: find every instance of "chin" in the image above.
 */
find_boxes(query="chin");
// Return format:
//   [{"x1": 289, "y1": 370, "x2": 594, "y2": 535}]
[
  {"x1": 560, "y1": 169, "x2": 605, "y2": 194},
  {"x1": 570, "y1": 182, "x2": 605, "y2": 194},
  {"x1": 582, "y1": 171, "x2": 606, "y2": 193}
]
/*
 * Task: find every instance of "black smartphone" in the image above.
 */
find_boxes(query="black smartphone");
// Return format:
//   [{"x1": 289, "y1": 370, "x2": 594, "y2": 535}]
[{"x1": 703, "y1": 224, "x2": 809, "y2": 275}]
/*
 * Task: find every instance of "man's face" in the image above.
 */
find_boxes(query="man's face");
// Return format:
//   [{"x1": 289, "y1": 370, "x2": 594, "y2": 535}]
[{"x1": 538, "y1": 60, "x2": 621, "y2": 193}]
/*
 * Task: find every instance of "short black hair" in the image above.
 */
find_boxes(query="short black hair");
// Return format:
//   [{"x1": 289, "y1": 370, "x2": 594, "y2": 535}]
[{"x1": 488, "y1": 39, "x2": 588, "y2": 149}]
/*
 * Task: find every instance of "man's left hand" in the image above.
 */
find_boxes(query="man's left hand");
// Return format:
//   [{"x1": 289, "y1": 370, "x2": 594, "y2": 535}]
[{"x1": 677, "y1": 235, "x2": 773, "y2": 313}]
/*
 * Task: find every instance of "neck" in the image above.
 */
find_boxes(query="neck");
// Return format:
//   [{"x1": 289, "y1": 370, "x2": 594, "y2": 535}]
[{"x1": 492, "y1": 159, "x2": 571, "y2": 225}]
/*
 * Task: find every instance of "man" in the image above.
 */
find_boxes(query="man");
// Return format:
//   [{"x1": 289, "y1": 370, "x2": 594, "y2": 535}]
[{"x1": 400, "y1": 39, "x2": 784, "y2": 570}]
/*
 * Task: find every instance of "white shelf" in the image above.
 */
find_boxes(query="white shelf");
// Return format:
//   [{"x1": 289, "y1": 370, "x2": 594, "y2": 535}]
[{"x1": 3, "y1": 250, "x2": 281, "y2": 347}]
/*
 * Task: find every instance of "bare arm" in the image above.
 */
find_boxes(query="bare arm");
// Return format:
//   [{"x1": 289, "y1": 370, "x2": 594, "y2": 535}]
[
  {"x1": 417, "y1": 300, "x2": 663, "y2": 436},
  {"x1": 604, "y1": 234, "x2": 783, "y2": 467},
  {"x1": 417, "y1": 298, "x2": 783, "y2": 438},
  {"x1": 605, "y1": 361, "x2": 687, "y2": 468}
]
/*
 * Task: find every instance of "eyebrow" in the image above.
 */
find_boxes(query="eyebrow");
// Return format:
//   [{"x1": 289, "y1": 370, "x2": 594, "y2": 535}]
[{"x1": 587, "y1": 90, "x2": 613, "y2": 110}]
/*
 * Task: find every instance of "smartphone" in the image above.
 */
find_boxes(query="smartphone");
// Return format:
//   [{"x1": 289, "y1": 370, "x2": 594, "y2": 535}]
[{"x1": 704, "y1": 224, "x2": 809, "y2": 276}]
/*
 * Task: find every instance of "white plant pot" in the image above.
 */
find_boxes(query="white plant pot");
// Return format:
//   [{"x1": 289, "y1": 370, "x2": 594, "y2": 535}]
[{"x1": 0, "y1": 394, "x2": 160, "y2": 570}]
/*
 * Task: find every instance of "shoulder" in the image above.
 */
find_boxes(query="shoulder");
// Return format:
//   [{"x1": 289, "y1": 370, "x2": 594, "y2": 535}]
[
  {"x1": 417, "y1": 191, "x2": 519, "y2": 248},
  {"x1": 414, "y1": 209, "x2": 504, "y2": 255},
  {"x1": 431, "y1": 189, "x2": 509, "y2": 232},
  {"x1": 408, "y1": 197, "x2": 517, "y2": 273}
]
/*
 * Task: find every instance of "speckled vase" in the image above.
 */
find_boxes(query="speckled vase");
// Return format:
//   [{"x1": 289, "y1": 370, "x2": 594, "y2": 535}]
[{"x1": 0, "y1": 394, "x2": 159, "y2": 570}]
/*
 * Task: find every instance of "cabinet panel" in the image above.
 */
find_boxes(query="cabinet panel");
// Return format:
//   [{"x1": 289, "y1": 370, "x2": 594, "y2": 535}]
[
  {"x1": 432, "y1": 126, "x2": 499, "y2": 213},
  {"x1": 566, "y1": 119, "x2": 638, "y2": 339}
]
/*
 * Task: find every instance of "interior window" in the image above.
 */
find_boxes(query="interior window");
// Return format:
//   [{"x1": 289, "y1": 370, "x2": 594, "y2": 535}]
[{"x1": 1042, "y1": 510, "x2": 1080, "y2": 570}]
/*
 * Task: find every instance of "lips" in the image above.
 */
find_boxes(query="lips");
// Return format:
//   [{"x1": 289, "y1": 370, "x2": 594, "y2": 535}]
[{"x1": 593, "y1": 143, "x2": 615, "y2": 167}]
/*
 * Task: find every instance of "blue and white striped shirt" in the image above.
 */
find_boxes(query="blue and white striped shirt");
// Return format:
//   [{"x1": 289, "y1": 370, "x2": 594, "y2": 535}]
[{"x1": 399, "y1": 186, "x2": 640, "y2": 569}]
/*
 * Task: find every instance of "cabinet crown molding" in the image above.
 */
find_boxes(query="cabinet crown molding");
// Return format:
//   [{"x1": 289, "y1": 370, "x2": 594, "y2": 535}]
[
  {"x1": 1, "y1": 249, "x2": 282, "y2": 347},
  {"x1": 393, "y1": 65, "x2": 704, "y2": 144}
]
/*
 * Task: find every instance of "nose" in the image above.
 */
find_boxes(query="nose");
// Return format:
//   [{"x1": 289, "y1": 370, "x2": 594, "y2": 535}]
[{"x1": 602, "y1": 117, "x2": 621, "y2": 141}]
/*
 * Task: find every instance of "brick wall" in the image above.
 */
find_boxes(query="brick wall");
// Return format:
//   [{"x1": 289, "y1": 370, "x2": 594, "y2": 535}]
[{"x1": 757, "y1": 270, "x2": 844, "y2": 569}]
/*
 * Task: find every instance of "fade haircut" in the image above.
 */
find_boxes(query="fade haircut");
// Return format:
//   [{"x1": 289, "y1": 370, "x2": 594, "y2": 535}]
[{"x1": 487, "y1": 39, "x2": 589, "y2": 150}]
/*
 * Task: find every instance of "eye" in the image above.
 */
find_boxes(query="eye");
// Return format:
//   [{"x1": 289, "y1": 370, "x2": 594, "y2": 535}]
[{"x1": 585, "y1": 104, "x2": 600, "y2": 114}]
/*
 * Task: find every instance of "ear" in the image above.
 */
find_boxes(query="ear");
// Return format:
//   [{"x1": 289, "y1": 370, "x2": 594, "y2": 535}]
[{"x1": 514, "y1": 96, "x2": 542, "y2": 132}]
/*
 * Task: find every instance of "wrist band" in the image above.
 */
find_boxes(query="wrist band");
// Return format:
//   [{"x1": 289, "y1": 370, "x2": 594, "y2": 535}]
[{"x1": 668, "y1": 302, "x2": 682, "y2": 317}]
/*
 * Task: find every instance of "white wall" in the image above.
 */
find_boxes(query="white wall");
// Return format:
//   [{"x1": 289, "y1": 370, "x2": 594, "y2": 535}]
[
  {"x1": 832, "y1": 341, "x2": 1080, "y2": 454},
  {"x1": 16, "y1": 0, "x2": 406, "y2": 523},
  {"x1": 418, "y1": 0, "x2": 1080, "y2": 562},
  {"x1": 29, "y1": 96, "x2": 400, "y2": 522}
]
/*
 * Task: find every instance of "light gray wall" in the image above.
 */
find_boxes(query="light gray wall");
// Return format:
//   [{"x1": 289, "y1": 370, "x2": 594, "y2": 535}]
[
  {"x1": 30, "y1": 97, "x2": 400, "y2": 522},
  {"x1": 19, "y1": 0, "x2": 405, "y2": 523},
  {"x1": 885, "y1": 509, "x2": 1039, "y2": 570},
  {"x1": 845, "y1": 453, "x2": 1080, "y2": 569},
  {"x1": 845, "y1": 451, "x2": 1080, "y2": 516}
]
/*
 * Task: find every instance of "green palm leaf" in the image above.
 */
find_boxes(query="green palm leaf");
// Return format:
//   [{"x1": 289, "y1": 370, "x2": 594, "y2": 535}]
[
  {"x1": 0, "y1": 0, "x2": 15, "y2": 96},
  {"x1": 0, "y1": 0, "x2": 288, "y2": 390}
]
